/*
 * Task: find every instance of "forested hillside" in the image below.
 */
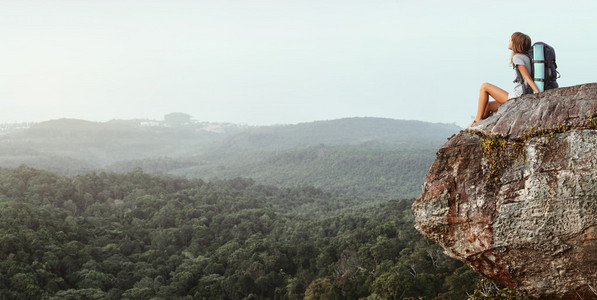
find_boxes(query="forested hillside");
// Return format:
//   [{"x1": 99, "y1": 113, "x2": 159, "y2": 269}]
[
  {"x1": 111, "y1": 143, "x2": 434, "y2": 199},
  {"x1": 0, "y1": 167, "x2": 479, "y2": 299},
  {"x1": 0, "y1": 117, "x2": 460, "y2": 198}
]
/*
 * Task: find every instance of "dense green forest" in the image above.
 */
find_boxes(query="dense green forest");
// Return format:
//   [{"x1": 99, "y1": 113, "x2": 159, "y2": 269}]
[{"x1": 0, "y1": 166, "x2": 483, "y2": 299}]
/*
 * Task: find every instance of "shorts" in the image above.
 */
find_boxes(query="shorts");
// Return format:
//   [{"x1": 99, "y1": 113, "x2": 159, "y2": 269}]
[{"x1": 509, "y1": 87, "x2": 524, "y2": 100}]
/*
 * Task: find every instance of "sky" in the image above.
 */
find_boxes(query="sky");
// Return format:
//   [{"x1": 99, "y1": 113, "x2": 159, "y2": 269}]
[{"x1": 1, "y1": 0, "x2": 596, "y2": 128}]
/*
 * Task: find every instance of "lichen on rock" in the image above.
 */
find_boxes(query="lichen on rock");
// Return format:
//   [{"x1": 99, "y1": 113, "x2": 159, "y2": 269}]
[{"x1": 413, "y1": 83, "x2": 597, "y2": 299}]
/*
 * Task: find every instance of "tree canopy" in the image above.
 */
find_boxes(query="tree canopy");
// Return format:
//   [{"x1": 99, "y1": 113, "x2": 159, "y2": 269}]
[{"x1": 0, "y1": 166, "x2": 481, "y2": 299}]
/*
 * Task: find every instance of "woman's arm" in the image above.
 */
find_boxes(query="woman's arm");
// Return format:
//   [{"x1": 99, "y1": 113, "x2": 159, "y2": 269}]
[{"x1": 517, "y1": 65, "x2": 540, "y2": 93}]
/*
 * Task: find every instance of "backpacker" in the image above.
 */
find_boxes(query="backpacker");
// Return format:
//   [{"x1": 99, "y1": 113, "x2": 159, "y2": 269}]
[{"x1": 526, "y1": 42, "x2": 559, "y2": 92}]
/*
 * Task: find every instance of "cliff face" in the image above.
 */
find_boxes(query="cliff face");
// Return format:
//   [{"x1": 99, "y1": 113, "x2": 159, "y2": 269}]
[{"x1": 413, "y1": 83, "x2": 597, "y2": 299}]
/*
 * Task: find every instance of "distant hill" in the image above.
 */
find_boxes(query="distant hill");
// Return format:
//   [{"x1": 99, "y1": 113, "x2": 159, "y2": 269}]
[
  {"x1": 0, "y1": 118, "x2": 245, "y2": 169},
  {"x1": 218, "y1": 118, "x2": 458, "y2": 152},
  {"x1": 0, "y1": 117, "x2": 460, "y2": 198}
]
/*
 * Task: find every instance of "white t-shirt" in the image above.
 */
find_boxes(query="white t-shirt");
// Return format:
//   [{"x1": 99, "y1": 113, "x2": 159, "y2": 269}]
[{"x1": 509, "y1": 53, "x2": 534, "y2": 99}]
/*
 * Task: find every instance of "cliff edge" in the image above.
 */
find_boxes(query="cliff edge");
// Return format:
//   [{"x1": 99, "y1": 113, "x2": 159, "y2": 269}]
[{"x1": 413, "y1": 83, "x2": 597, "y2": 299}]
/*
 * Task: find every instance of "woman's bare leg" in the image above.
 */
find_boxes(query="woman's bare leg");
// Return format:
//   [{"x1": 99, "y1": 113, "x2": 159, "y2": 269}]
[
  {"x1": 474, "y1": 83, "x2": 509, "y2": 121},
  {"x1": 482, "y1": 101, "x2": 501, "y2": 119},
  {"x1": 466, "y1": 83, "x2": 509, "y2": 129}
]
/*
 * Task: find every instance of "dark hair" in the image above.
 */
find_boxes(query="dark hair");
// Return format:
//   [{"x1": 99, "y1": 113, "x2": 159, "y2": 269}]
[{"x1": 510, "y1": 32, "x2": 531, "y2": 65}]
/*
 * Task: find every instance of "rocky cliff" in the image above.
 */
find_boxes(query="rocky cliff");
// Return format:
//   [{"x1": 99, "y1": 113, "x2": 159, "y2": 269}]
[{"x1": 413, "y1": 83, "x2": 597, "y2": 299}]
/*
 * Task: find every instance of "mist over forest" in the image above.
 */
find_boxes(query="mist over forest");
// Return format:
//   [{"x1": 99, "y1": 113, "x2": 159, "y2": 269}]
[
  {"x1": 0, "y1": 114, "x2": 461, "y2": 199},
  {"x1": 0, "y1": 115, "x2": 515, "y2": 299}
]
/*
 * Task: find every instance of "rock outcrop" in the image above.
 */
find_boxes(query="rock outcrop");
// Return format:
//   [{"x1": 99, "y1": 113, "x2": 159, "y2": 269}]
[{"x1": 413, "y1": 83, "x2": 597, "y2": 299}]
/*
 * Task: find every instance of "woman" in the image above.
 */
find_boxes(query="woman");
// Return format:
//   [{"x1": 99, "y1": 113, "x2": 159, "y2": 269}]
[{"x1": 466, "y1": 32, "x2": 540, "y2": 129}]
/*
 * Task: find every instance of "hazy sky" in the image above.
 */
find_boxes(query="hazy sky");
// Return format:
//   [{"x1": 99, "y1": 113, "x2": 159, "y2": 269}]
[{"x1": 2, "y1": 0, "x2": 596, "y2": 127}]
